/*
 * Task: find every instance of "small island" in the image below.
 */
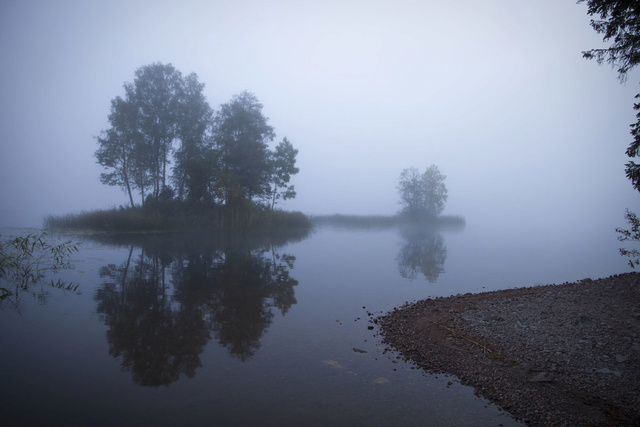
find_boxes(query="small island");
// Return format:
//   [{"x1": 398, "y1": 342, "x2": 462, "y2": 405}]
[{"x1": 46, "y1": 63, "x2": 309, "y2": 232}]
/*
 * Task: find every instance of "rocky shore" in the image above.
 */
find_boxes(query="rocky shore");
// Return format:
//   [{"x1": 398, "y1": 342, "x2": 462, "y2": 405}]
[{"x1": 376, "y1": 273, "x2": 640, "y2": 426}]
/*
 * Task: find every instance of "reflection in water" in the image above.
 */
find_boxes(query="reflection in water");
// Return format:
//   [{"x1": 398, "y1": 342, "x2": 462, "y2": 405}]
[
  {"x1": 93, "y1": 231, "x2": 307, "y2": 386},
  {"x1": 312, "y1": 216, "x2": 461, "y2": 284},
  {"x1": 397, "y1": 227, "x2": 447, "y2": 283}
]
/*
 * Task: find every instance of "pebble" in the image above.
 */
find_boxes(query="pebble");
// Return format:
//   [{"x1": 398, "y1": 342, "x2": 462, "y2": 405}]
[{"x1": 377, "y1": 272, "x2": 640, "y2": 426}]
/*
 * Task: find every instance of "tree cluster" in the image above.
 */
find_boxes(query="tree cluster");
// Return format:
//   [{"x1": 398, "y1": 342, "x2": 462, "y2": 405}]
[
  {"x1": 95, "y1": 63, "x2": 298, "y2": 210},
  {"x1": 397, "y1": 165, "x2": 448, "y2": 218}
]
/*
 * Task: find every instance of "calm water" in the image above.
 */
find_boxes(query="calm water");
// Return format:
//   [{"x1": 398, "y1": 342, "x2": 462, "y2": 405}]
[{"x1": 0, "y1": 219, "x2": 631, "y2": 426}]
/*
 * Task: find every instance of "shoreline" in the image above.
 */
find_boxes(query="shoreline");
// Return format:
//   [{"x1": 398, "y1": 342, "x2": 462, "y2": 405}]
[{"x1": 376, "y1": 273, "x2": 640, "y2": 426}]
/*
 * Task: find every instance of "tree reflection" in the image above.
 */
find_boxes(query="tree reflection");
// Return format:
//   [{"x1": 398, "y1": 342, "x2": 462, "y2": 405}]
[
  {"x1": 396, "y1": 227, "x2": 447, "y2": 283},
  {"x1": 94, "y1": 231, "x2": 305, "y2": 386}
]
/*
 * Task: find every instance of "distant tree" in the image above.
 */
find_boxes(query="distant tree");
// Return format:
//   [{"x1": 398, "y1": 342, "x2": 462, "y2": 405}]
[
  {"x1": 580, "y1": 1, "x2": 640, "y2": 266},
  {"x1": 212, "y1": 91, "x2": 275, "y2": 205},
  {"x1": 269, "y1": 137, "x2": 299, "y2": 210},
  {"x1": 397, "y1": 165, "x2": 448, "y2": 218},
  {"x1": 397, "y1": 168, "x2": 424, "y2": 216}
]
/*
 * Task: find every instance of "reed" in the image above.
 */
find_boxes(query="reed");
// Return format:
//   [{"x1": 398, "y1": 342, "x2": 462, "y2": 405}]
[{"x1": 44, "y1": 204, "x2": 312, "y2": 232}]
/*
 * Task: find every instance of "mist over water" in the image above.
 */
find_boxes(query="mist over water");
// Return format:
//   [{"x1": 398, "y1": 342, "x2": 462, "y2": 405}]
[
  {"x1": 1, "y1": 213, "x2": 628, "y2": 425},
  {"x1": 2, "y1": 0, "x2": 640, "y2": 422}
]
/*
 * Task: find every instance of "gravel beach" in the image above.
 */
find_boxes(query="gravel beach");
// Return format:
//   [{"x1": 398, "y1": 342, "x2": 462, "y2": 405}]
[{"x1": 376, "y1": 273, "x2": 640, "y2": 426}]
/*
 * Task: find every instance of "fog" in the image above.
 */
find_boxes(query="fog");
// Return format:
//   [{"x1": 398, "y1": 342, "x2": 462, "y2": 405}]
[{"x1": 1, "y1": 0, "x2": 639, "y2": 231}]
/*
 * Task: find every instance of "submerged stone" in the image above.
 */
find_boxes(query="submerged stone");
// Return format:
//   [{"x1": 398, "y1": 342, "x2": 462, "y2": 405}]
[{"x1": 322, "y1": 360, "x2": 344, "y2": 370}]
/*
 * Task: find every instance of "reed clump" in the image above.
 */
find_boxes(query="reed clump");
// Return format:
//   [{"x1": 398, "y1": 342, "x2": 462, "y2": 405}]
[{"x1": 45, "y1": 203, "x2": 312, "y2": 233}]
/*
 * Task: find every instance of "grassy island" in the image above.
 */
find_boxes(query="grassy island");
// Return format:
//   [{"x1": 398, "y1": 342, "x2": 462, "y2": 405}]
[{"x1": 44, "y1": 203, "x2": 311, "y2": 233}]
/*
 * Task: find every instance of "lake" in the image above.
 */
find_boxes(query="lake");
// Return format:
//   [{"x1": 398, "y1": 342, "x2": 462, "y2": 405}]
[{"x1": 0, "y1": 218, "x2": 631, "y2": 426}]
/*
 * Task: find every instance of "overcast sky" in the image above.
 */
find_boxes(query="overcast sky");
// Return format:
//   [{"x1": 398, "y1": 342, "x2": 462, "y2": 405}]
[{"x1": 1, "y1": 0, "x2": 639, "y2": 229}]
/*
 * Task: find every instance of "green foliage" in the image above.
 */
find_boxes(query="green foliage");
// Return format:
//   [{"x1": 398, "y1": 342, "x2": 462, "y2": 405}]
[
  {"x1": 625, "y1": 94, "x2": 640, "y2": 191},
  {"x1": 96, "y1": 63, "x2": 213, "y2": 207},
  {"x1": 174, "y1": 72, "x2": 215, "y2": 201},
  {"x1": 580, "y1": 2, "x2": 640, "y2": 264},
  {"x1": 397, "y1": 165, "x2": 448, "y2": 218},
  {"x1": 579, "y1": 0, "x2": 640, "y2": 80},
  {"x1": 94, "y1": 64, "x2": 301, "y2": 230},
  {"x1": 616, "y1": 209, "x2": 640, "y2": 267},
  {"x1": 0, "y1": 231, "x2": 79, "y2": 299},
  {"x1": 581, "y1": 1, "x2": 640, "y2": 192},
  {"x1": 133, "y1": 63, "x2": 184, "y2": 199},
  {"x1": 95, "y1": 94, "x2": 142, "y2": 208},
  {"x1": 269, "y1": 137, "x2": 299, "y2": 209},
  {"x1": 213, "y1": 91, "x2": 275, "y2": 204}
]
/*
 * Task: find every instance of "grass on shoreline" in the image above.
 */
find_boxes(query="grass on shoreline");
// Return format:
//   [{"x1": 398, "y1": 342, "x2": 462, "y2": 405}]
[{"x1": 44, "y1": 205, "x2": 312, "y2": 233}]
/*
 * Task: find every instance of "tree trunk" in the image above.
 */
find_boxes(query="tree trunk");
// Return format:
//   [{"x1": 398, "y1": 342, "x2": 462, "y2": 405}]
[
  {"x1": 271, "y1": 187, "x2": 277, "y2": 210},
  {"x1": 122, "y1": 164, "x2": 135, "y2": 208},
  {"x1": 126, "y1": 182, "x2": 135, "y2": 208}
]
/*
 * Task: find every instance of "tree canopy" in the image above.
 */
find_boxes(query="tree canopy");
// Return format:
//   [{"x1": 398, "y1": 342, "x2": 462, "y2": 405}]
[
  {"x1": 95, "y1": 63, "x2": 299, "y2": 211},
  {"x1": 269, "y1": 137, "x2": 299, "y2": 210},
  {"x1": 580, "y1": 0, "x2": 640, "y2": 81},
  {"x1": 213, "y1": 91, "x2": 275, "y2": 205},
  {"x1": 580, "y1": 1, "x2": 640, "y2": 190},
  {"x1": 580, "y1": 1, "x2": 640, "y2": 266},
  {"x1": 397, "y1": 165, "x2": 448, "y2": 218}
]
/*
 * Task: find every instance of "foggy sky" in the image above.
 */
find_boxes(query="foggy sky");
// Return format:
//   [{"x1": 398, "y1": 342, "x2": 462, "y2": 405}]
[{"x1": 1, "y1": 0, "x2": 639, "y2": 230}]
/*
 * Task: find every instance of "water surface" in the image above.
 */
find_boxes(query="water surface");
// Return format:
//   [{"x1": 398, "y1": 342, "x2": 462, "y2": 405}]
[{"x1": 0, "y1": 219, "x2": 630, "y2": 426}]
